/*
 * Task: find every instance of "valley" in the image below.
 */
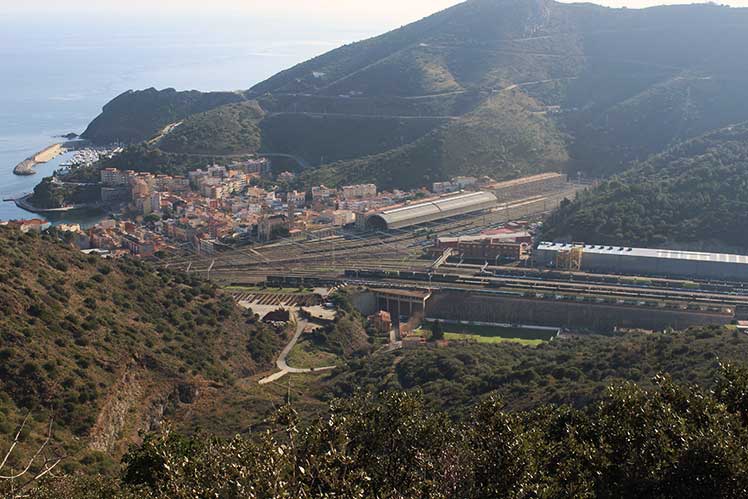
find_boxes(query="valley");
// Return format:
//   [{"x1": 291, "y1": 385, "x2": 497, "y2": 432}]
[{"x1": 5, "y1": 0, "x2": 748, "y2": 497}]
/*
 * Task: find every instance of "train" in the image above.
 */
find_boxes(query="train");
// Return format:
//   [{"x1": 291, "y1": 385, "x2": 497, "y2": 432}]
[
  {"x1": 343, "y1": 268, "x2": 734, "y2": 314},
  {"x1": 344, "y1": 269, "x2": 460, "y2": 283},
  {"x1": 464, "y1": 265, "x2": 748, "y2": 295},
  {"x1": 265, "y1": 275, "x2": 341, "y2": 288}
]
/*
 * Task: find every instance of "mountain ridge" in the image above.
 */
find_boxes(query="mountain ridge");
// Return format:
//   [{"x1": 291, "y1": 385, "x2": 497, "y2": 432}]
[
  {"x1": 78, "y1": 0, "x2": 748, "y2": 191},
  {"x1": 543, "y1": 121, "x2": 748, "y2": 250}
]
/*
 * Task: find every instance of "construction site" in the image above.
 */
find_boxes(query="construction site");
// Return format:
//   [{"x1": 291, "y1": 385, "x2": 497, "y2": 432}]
[{"x1": 157, "y1": 173, "x2": 748, "y2": 333}]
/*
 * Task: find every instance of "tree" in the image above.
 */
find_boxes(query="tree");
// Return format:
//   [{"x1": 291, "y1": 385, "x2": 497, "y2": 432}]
[
  {"x1": 431, "y1": 320, "x2": 444, "y2": 341},
  {"x1": 0, "y1": 414, "x2": 65, "y2": 499}
]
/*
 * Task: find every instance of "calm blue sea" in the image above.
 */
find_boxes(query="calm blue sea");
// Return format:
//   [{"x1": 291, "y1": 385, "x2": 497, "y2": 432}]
[{"x1": 0, "y1": 12, "x2": 378, "y2": 222}]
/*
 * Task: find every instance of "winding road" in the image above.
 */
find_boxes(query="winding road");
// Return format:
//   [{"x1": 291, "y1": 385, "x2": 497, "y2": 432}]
[
  {"x1": 265, "y1": 111, "x2": 459, "y2": 121},
  {"x1": 258, "y1": 314, "x2": 336, "y2": 385}
]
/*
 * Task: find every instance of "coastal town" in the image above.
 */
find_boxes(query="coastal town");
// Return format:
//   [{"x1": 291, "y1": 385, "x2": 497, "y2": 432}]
[{"x1": 7, "y1": 154, "x2": 558, "y2": 259}]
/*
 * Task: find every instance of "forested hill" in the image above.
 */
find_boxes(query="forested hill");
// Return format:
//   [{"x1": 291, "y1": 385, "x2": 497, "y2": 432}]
[
  {"x1": 0, "y1": 226, "x2": 283, "y2": 472},
  {"x1": 80, "y1": 88, "x2": 245, "y2": 145},
  {"x1": 543, "y1": 123, "x2": 748, "y2": 249},
  {"x1": 79, "y1": 0, "x2": 748, "y2": 189}
]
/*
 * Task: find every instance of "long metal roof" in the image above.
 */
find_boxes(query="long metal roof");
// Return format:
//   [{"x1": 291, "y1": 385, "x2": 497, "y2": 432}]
[
  {"x1": 537, "y1": 242, "x2": 748, "y2": 265},
  {"x1": 439, "y1": 232, "x2": 531, "y2": 244},
  {"x1": 368, "y1": 191, "x2": 497, "y2": 229},
  {"x1": 486, "y1": 173, "x2": 566, "y2": 190}
]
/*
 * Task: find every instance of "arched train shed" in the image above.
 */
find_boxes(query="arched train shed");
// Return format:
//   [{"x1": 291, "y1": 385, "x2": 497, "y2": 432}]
[{"x1": 365, "y1": 191, "x2": 498, "y2": 231}]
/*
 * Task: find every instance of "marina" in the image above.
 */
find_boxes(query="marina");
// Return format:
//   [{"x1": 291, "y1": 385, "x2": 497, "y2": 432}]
[{"x1": 60, "y1": 145, "x2": 123, "y2": 169}]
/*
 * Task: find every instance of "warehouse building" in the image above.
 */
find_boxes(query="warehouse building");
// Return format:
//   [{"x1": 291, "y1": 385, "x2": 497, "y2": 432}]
[
  {"x1": 535, "y1": 242, "x2": 748, "y2": 280},
  {"x1": 487, "y1": 173, "x2": 568, "y2": 202},
  {"x1": 432, "y1": 235, "x2": 530, "y2": 262},
  {"x1": 365, "y1": 191, "x2": 497, "y2": 231}
]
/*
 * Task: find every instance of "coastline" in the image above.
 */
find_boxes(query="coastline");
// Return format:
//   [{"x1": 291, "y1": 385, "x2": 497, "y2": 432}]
[
  {"x1": 14, "y1": 193, "x2": 103, "y2": 214},
  {"x1": 13, "y1": 143, "x2": 66, "y2": 176}
]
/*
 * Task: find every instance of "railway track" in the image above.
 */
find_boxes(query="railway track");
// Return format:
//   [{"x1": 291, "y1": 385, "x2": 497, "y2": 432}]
[
  {"x1": 344, "y1": 274, "x2": 741, "y2": 311},
  {"x1": 158, "y1": 188, "x2": 579, "y2": 273},
  {"x1": 442, "y1": 262, "x2": 748, "y2": 297}
]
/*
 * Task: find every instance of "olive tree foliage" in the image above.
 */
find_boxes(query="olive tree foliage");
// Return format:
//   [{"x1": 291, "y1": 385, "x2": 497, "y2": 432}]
[{"x1": 23, "y1": 365, "x2": 748, "y2": 498}]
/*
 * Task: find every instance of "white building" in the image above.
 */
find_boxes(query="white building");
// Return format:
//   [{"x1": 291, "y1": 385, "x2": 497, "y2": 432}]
[
  {"x1": 342, "y1": 184, "x2": 377, "y2": 200},
  {"x1": 100, "y1": 168, "x2": 128, "y2": 186}
]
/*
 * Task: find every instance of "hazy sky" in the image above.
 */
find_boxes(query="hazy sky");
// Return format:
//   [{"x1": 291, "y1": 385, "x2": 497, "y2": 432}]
[
  {"x1": 6, "y1": 0, "x2": 748, "y2": 25},
  {"x1": 2, "y1": 0, "x2": 747, "y2": 43}
]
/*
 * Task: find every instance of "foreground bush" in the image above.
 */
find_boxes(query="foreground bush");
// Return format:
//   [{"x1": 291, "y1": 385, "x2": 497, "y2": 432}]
[{"x1": 13, "y1": 365, "x2": 748, "y2": 498}]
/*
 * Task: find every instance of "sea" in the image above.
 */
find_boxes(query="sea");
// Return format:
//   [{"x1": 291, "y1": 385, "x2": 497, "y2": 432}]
[{"x1": 0, "y1": 11, "x2": 381, "y2": 224}]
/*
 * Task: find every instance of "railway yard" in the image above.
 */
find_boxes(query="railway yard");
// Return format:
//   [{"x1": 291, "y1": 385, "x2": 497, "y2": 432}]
[{"x1": 159, "y1": 184, "x2": 748, "y2": 330}]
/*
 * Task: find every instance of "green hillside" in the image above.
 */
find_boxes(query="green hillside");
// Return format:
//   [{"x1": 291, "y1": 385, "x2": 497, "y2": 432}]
[
  {"x1": 543, "y1": 123, "x2": 748, "y2": 249},
  {"x1": 78, "y1": 0, "x2": 748, "y2": 190},
  {"x1": 81, "y1": 88, "x2": 245, "y2": 145},
  {"x1": 329, "y1": 326, "x2": 748, "y2": 415},
  {"x1": 304, "y1": 89, "x2": 568, "y2": 189},
  {"x1": 260, "y1": 114, "x2": 449, "y2": 169},
  {"x1": 0, "y1": 227, "x2": 283, "y2": 470},
  {"x1": 19, "y1": 332, "x2": 748, "y2": 499},
  {"x1": 158, "y1": 100, "x2": 265, "y2": 156},
  {"x1": 248, "y1": 0, "x2": 581, "y2": 97},
  {"x1": 570, "y1": 76, "x2": 748, "y2": 175}
]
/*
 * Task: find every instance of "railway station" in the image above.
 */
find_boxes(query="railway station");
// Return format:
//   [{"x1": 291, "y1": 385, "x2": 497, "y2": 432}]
[{"x1": 364, "y1": 191, "x2": 498, "y2": 231}]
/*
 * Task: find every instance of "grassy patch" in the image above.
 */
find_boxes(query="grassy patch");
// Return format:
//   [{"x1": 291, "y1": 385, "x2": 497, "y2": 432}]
[
  {"x1": 287, "y1": 337, "x2": 340, "y2": 369},
  {"x1": 443, "y1": 332, "x2": 543, "y2": 346},
  {"x1": 419, "y1": 322, "x2": 556, "y2": 346}
]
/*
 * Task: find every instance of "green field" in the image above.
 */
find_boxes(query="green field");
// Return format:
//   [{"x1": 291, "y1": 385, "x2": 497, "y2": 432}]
[
  {"x1": 421, "y1": 322, "x2": 557, "y2": 346},
  {"x1": 287, "y1": 337, "x2": 340, "y2": 369},
  {"x1": 443, "y1": 333, "x2": 544, "y2": 346}
]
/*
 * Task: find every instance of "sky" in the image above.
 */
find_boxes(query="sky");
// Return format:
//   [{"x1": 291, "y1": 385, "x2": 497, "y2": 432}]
[{"x1": 5, "y1": 0, "x2": 748, "y2": 24}]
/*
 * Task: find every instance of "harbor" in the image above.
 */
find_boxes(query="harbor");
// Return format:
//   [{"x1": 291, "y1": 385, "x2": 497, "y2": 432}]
[{"x1": 12, "y1": 143, "x2": 67, "y2": 175}]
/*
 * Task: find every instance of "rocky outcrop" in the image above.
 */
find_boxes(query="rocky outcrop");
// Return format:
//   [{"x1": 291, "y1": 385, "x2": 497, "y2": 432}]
[{"x1": 88, "y1": 360, "x2": 197, "y2": 456}]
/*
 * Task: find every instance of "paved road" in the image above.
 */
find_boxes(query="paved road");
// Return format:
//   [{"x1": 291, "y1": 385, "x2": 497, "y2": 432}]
[
  {"x1": 266, "y1": 111, "x2": 459, "y2": 121},
  {"x1": 258, "y1": 314, "x2": 336, "y2": 385}
]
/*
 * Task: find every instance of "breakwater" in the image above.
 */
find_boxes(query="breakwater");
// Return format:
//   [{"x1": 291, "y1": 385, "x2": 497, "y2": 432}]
[
  {"x1": 13, "y1": 143, "x2": 66, "y2": 176},
  {"x1": 14, "y1": 193, "x2": 103, "y2": 214}
]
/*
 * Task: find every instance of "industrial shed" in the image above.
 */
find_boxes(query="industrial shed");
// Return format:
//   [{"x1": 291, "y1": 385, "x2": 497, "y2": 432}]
[
  {"x1": 366, "y1": 192, "x2": 497, "y2": 231},
  {"x1": 487, "y1": 173, "x2": 568, "y2": 201},
  {"x1": 535, "y1": 242, "x2": 748, "y2": 280}
]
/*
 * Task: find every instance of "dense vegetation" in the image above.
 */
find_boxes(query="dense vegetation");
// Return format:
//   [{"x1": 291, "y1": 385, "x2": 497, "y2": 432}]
[
  {"x1": 30, "y1": 178, "x2": 100, "y2": 210},
  {"x1": 18, "y1": 365, "x2": 748, "y2": 498},
  {"x1": 158, "y1": 101, "x2": 265, "y2": 156},
  {"x1": 81, "y1": 88, "x2": 245, "y2": 144},
  {"x1": 327, "y1": 326, "x2": 746, "y2": 415},
  {"x1": 305, "y1": 291, "x2": 371, "y2": 358},
  {"x1": 259, "y1": 113, "x2": 448, "y2": 171},
  {"x1": 0, "y1": 227, "x2": 282, "y2": 470},
  {"x1": 544, "y1": 123, "x2": 748, "y2": 249},
  {"x1": 77, "y1": 1, "x2": 748, "y2": 193},
  {"x1": 5, "y1": 227, "x2": 748, "y2": 496},
  {"x1": 304, "y1": 90, "x2": 568, "y2": 189}
]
